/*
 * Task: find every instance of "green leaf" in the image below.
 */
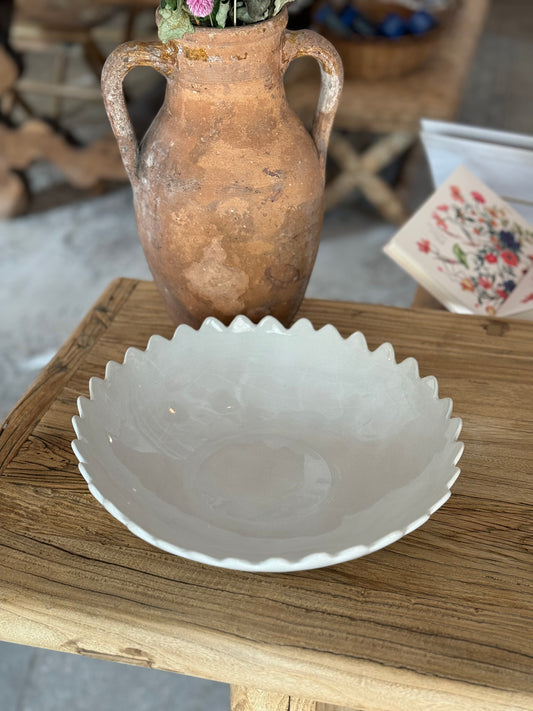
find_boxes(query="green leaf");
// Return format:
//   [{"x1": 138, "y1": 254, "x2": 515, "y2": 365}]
[
  {"x1": 215, "y1": 0, "x2": 230, "y2": 27},
  {"x1": 273, "y1": 0, "x2": 291, "y2": 15},
  {"x1": 453, "y1": 243, "x2": 469, "y2": 268},
  {"x1": 244, "y1": 0, "x2": 270, "y2": 21},
  {"x1": 158, "y1": 5, "x2": 194, "y2": 41},
  {"x1": 236, "y1": 5, "x2": 253, "y2": 22}
]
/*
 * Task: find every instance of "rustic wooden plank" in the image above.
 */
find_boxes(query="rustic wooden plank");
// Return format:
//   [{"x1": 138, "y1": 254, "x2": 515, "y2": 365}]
[
  {"x1": 230, "y1": 687, "x2": 316, "y2": 711},
  {"x1": 0, "y1": 279, "x2": 531, "y2": 711}
]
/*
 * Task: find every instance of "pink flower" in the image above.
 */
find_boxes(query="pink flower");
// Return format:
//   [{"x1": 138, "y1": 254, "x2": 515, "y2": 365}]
[
  {"x1": 496, "y1": 288, "x2": 508, "y2": 300},
  {"x1": 521, "y1": 293, "x2": 533, "y2": 304},
  {"x1": 485, "y1": 253, "x2": 498, "y2": 264},
  {"x1": 471, "y1": 191, "x2": 485, "y2": 203},
  {"x1": 478, "y1": 277, "x2": 492, "y2": 289},
  {"x1": 501, "y1": 251, "x2": 519, "y2": 267},
  {"x1": 186, "y1": 0, "x2": 214, "y2": 16},
  {"x1": 437, "y1": 204, "x2": 448, "y2": 211},
  {"x1": 433, "y1": 213, "x2": 446, "y2": 230},
  {"x1": 417, "y1": 239, "x2": 431, "y2": 253},
  {"x1": 451, "y1": 185, "x2": 464, "y2": 202}
]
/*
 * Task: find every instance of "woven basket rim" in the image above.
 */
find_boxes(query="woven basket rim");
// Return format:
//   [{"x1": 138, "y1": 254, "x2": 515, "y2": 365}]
[
  {"x1": 325, "y1": 24, "x2": 443, "y2": 47},
  {"x1": 316, "y1": 0, "x2": 460, "y2": 47}
]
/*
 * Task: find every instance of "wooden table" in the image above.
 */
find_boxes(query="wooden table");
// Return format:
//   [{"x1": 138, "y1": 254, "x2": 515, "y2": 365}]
[{"x1": 1, "y1": 278, "x2": 531, "y2": 711}]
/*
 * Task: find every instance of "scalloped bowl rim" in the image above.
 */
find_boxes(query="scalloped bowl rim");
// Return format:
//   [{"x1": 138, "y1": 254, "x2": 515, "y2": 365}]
[{"x1": 71, "y1": 314, "x2": 464, "y2": 573}]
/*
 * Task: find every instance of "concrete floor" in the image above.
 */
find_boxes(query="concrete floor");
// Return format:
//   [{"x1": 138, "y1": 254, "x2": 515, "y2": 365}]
[{"x1": 1, "y1": 0, "x2": 532, "y2": 708}]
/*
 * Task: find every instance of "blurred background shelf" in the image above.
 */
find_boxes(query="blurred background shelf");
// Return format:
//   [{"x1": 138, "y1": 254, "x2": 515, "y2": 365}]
[{"x1": 285, "y1": 0, "x2": 490, "y2": 222}]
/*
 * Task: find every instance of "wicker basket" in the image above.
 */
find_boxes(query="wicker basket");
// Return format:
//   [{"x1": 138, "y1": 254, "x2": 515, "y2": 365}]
[{"x1": 318, "y1": 1, "x2": 457, "y2": 81}]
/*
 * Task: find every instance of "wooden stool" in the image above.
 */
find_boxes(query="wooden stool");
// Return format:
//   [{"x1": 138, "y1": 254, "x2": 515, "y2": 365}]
[
  {"x1": 326, "y1": 129, "x2": 416, "y2": 224},
  {"x1": 0, "y1": 1, "x2": 167, "y2": 216},
  {"x1": 9, "y1": 21, "x2": 106, "y2": 120},
  {"x1": 0, "y1": 43, "x2": 126, "y2": 217},
  {"x1": 286, "y1": 0, "x2": 489, "y2": 222},
  {"x1": 8, "y1": 0, "x2": 161, "y2": 121}
]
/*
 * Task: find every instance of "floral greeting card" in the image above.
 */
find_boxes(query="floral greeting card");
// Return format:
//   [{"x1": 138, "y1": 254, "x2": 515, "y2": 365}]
[{"x1": 384, "y1": 165, "x2": 533, "y2": 319}]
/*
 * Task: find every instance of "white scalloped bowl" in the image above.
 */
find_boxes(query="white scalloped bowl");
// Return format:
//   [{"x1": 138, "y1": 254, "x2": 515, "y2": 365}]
[{"x1": 72, "y1": 315, "x2": 463, "y2": 572}]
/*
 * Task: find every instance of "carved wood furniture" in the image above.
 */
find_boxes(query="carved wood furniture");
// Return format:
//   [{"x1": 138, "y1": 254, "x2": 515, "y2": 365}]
[
  {"x1": 0, "y1": 2, "x2": 131, "y2": 217},
  {"x1": 9, "y1": 0, "x2": 159, "y2": 118},
  {"x1": 0, "y1": 43, "x2": 126, "y2": 217}
]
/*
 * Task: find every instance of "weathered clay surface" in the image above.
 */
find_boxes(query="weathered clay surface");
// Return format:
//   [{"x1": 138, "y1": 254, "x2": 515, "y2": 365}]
[{"x1": 102, "y1": 9, "x2": 342, "y2": 327}]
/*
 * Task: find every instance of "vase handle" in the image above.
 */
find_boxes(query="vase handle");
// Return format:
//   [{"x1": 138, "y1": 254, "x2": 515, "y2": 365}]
[
  {"x1": 101, "y1": 41, "x2": 176, "y2": 184},
  {"x1": 282, "y1": 30, "x2": 343, "y2": 174}
]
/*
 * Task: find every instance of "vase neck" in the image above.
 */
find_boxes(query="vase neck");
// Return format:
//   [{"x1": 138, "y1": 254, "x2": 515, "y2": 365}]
[{"x1": 167, "y1": 11, "x2": 287, "y2": 87}]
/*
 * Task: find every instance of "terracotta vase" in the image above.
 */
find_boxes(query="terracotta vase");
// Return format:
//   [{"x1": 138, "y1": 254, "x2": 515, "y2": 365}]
[{"x1": 101, "y1": 9, "x2": 343, "y2": 327}]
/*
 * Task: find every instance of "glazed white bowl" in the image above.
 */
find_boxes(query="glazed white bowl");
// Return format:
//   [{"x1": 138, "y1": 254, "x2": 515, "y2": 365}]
[{"x1": 72, "y1": 316, "x2": 463, "y2": 572}]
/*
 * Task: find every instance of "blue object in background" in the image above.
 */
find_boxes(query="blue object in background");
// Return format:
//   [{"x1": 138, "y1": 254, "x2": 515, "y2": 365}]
[
  {"x1": 378, "y1": 12, "x2": 405, "y2": 38},
  {"x1": 351, "y1": 13, "x2": 377, "y2": 36},
  {"x1": 339, "y1": 4, "x2": 377, "y2": 37},
  {"x1": 315, "y1": 3, "x2": 436, "y2": 40},
  {"x1": 339, "y1": 5, "x2": 358, "y2": 25},
  {"x1": 406, "y1": 10, "x2": 436, "y2": 34},
  {"x1": 314, "y1": 4, "x2": 353, "y2": 37}
]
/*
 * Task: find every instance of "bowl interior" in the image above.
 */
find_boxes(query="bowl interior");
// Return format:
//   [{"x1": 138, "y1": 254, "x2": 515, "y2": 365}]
[{"x1": 72, "y1": 317, "x2": 462, "y2": 570}]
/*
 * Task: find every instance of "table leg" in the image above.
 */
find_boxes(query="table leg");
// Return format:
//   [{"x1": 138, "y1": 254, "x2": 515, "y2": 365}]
[
  {"x1": 230, "y1": 688, "x2": 358, "y2": 711},
  {"x1": 411, "y1": 286, "x2": 445, "y2": 310},
  {"x1": 230, "y1": 686, "x2": 317, "y2": 711}
]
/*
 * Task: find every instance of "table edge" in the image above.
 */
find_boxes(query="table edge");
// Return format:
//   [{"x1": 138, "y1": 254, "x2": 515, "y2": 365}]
[{"x1": 0, "y1": 277, "x2": 138, "y2": 472}]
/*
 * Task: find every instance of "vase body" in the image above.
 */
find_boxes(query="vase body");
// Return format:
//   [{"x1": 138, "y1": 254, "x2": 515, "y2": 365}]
[{"x1": 102, "y1": 10, "x2": 342, "y2": 326}]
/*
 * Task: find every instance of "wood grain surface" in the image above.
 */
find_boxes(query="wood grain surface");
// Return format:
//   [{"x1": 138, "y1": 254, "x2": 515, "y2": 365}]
[
  {"x1": 231, "y1": 687, "x2": 317, "y2": 711},
  {"x1": 1, "y1": 278, "x2": 532, "y2": 711}
]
